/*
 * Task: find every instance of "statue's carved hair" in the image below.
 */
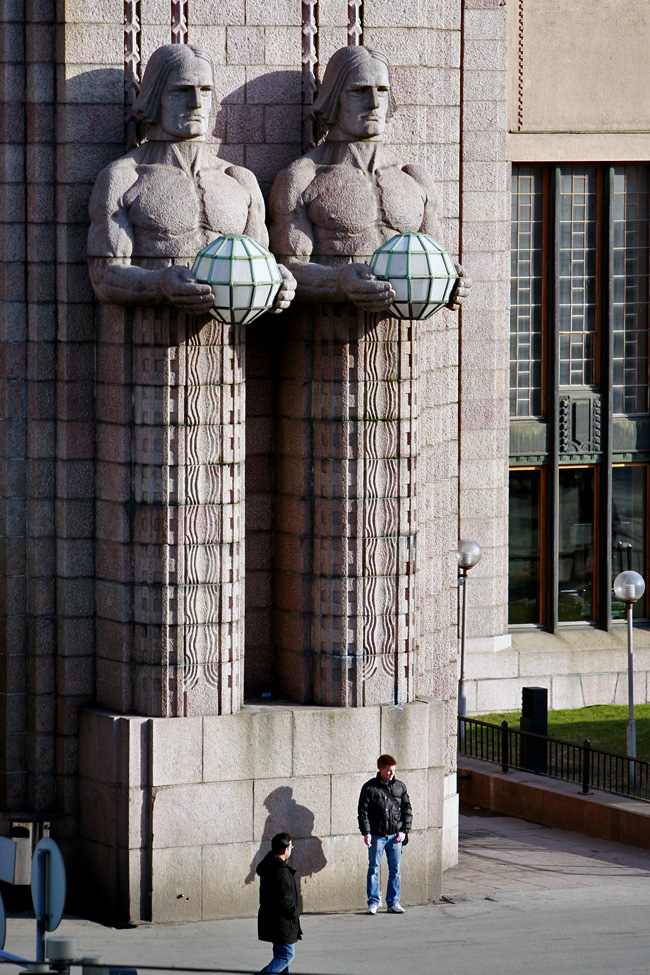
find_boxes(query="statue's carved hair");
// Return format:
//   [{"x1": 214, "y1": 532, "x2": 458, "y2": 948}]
[
  {"x1": 313, "y1": 46, "x2": 397, "y2": 129},
  {"x1": 133, "y1": 44, "x2": 214, "y2": 125}
]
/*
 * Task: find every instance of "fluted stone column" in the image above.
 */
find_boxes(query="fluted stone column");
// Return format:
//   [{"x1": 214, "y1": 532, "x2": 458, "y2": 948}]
[
  {"x1": 96, "y1": 306, "x2": 244, "y2": 717},
  {"x1": 275, "y1": 304, "x2": 417, "y2": 706}
]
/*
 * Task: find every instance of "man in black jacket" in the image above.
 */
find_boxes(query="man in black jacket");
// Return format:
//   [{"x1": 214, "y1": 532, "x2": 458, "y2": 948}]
[
  {"x1": 256, "y1": 832, "x2": 302, "y2": 972},
  {"x1": 357, "y1": 754, "x2": 412, "y2": 914}
]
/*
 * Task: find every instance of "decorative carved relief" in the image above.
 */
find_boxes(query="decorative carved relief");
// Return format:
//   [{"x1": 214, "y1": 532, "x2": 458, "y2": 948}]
[
  {"x1": 171, "y1": 0, "x2": 189, "y2": 44},
  {"x1": 517, "y1": 0, "x2": 524, "y2": 130},
  {"x1": 348, "y1": 0, "x2": 363, "y2": 46},
  {"x1": 124, "y1": 0, "x2": 142, "y2": 150},
  {"x1": 301, "y1": 0, "x2": 319, "y2": 151},
  {"x1": 559, "y1": 393, "x2": 602, "y2": 455}
]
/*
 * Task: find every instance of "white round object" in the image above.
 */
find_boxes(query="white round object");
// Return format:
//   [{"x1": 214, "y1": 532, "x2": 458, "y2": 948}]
[
  {"x1": 46, "y1": 937, "x2": 76, "y2": 961},
  {"x1": 192, "y1": 234, "x2": 283, "y2": 325},
  {"x1": 369, "y1": 232, "x2": 459, "y2": 320},
  {"x1": 613, "y1": 570, "x2": 645, "y2": 604}
]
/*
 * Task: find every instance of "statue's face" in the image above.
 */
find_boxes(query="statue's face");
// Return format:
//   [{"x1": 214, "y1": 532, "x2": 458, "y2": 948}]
[
  {"x1": 158, "y1": 57, "x2": 213, "y2": 139},
  {"x1": 337, "y1": 59, "x2": 390, "y2": 140}
]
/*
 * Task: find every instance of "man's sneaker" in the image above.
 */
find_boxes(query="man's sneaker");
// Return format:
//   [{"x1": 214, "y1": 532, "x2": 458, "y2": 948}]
[
  {"x1": 387, "y1": 903, "x2": 406, "y2": 913},
  {"x1": 366, "y1": 904, "x2": 378, "y2": 914}
]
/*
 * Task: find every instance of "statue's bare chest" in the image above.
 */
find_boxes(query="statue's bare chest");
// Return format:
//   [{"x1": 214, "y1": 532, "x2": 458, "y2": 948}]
[
  {"x1": 304, "y1": 165, "x2": 426, "y2": 239},
  {"x1": 123, "y1": 165, "x2": 250, "y2": 246}
]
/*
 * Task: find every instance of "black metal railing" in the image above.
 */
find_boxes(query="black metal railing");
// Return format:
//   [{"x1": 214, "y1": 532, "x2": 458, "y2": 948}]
[{"x1": 458, "y1": 716, "x2": 650, "y2": 802}]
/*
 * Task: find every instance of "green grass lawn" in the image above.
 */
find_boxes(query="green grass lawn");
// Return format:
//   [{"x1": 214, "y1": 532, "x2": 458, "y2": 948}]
[{"x1": 474, "y1": 704, "x2": 650, "y2": 760}]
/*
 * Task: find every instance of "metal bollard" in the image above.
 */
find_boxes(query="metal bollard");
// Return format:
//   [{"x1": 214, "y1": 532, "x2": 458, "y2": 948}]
[{"x1": 581, "y1": 739, "x2": 591, "y2": 794}]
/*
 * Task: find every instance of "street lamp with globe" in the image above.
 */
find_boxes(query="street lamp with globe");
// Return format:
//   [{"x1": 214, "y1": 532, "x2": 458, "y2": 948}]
[
  {"x1": 458, "y1": 539, "x2": 482, "y2": 725},
  {"x1": 613, "y1": 569, "x2": 645, "y2": 759}
]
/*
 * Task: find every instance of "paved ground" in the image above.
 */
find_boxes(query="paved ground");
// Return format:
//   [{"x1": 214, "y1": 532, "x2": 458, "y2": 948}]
[
  {"x1": 444, "y1": 802, "x2": 650, "y2": 898},
  {"x1": 4, "y1": 805, "x2": 650, "y2": 975}
]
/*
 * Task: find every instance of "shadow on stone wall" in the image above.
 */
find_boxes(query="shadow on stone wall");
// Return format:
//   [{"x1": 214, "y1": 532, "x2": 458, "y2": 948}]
[
  {"x1": 245, "y1": 786, "x2": 328, "y2": 902},
  {"x1": 211, "y1": 69, "x2": 302, "y2": 197}
]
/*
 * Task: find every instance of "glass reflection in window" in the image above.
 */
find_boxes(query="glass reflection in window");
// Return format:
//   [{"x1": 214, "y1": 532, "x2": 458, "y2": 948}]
[
  {"x1": 611, "y1": 466, "x2": 647, "y2": 619},
  {"x1": 509, "y1": 469, "x2": 541, "y2": 624},
  {"x1": 558, "y1": 467, "x2": 594, "y2": 621}
]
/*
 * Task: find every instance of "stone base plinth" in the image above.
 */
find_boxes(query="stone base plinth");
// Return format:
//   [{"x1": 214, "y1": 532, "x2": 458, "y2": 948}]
[
  {"x1": 78, "y1": 698, "x2": 450, "y2": 923},
  {"x1": 464, "y1": 626, "x2": 650, "y2": 715}
]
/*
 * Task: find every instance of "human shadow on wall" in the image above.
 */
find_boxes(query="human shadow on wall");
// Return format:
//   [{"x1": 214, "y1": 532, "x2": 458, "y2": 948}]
[{"x1": 245, "y1": 787, "x2": 328, "y2": 905}]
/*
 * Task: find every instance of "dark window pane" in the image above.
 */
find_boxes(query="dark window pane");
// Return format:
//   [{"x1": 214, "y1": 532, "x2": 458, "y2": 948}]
[
  {"x1": 509, "y1": 470, "x2": 541, "y2": 624},
  {"x1": 558, "y1": 468, "x2": 594, "y2": 621},
  {"x1": 611, "y1": 466, "x2": 647, "y2": 619}
]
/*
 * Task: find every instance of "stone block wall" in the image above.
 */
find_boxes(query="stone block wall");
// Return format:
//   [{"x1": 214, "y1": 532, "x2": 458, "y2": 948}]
[
  {"x1": 0, "y1": 0, "x2": 98, "y2": 819},
  {"x1": 0, "y1": 0, "x2": 512, "y2": 919},
  {"x1": 458, "y1": 0, "x2": 510, "y2": 668},
  {"x1": 78, "y1": 699, "x2": 447, "y2": 923}
]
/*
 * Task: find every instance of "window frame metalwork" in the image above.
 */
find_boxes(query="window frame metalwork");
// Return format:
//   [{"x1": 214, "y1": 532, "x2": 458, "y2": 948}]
[{"x1": 509, "y1": 162, "x2": 650, "y2": 632}]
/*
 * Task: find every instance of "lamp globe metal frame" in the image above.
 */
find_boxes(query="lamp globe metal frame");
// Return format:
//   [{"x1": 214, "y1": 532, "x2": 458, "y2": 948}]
[
  {"x1": 613, "y1": 570, "x2": 645, "y2": 762},
  {"x1": 192, "y1": 234, "x2": 283, "y2": 325},
  {"x1": 369, "y1": 232, "x2": 458, "y2": 320}
]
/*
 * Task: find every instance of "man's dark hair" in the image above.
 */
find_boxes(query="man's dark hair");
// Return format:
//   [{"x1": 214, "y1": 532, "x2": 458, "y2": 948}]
[
  {"x1": 271, "y1": 831, "x2": 292, "y2": 855},
  {"x1": 377, "y1": 754, "x2": 397, "y2": 769}
]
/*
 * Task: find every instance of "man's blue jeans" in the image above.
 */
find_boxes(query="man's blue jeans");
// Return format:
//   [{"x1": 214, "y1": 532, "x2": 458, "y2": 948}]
[
  {"x1": 260, "y1": 943, "x2": 295, "y2": 974},
  {"x1": 367, "y1": 833, "x2": 402, "y2": 908}
]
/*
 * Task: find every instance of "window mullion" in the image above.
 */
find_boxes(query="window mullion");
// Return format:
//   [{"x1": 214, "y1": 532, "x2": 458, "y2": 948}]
[
  {"x1": 547, "y1": 164, "x2": 560, "y2": 632},
  {"x1": 600, "y1": 165, "x2": 614, "y2": 629}
]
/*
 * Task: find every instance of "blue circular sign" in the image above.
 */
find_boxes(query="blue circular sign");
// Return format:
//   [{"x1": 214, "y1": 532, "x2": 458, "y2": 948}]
[
  {"x1": 0, "y1": 890, "x2": 5, "y2": 949},
  {"x1": 31, "y1": 838, "x2": 66, "y2": 932}
]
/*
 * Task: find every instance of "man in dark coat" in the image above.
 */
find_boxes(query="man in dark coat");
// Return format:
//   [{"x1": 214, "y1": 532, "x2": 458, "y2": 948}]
[
  {"x1": 256, "y1": 831, "x2": 302, "y2": 973},
  {"x1": 358, "y1": 753, "x2": 412, "y2": 914}
]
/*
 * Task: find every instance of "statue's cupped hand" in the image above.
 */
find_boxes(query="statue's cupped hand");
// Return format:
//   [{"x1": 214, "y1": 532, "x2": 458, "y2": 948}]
[
  {"x1": 269, "y1": 264, "x2": 297, "y2": 315},
  {"x1": 161, "y1": 265, "x2": 215, "y2": 315},
  {"x1": 339, "y1": 263, "x2": 395, "y2": 312}
]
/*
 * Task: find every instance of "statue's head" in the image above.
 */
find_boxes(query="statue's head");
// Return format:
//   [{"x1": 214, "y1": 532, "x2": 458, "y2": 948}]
[
  {"x1": 133, "y1": 44, "x2": 215, "y2": 141},
  {"x1": 313, "y1": 46, "x2": 397, "y2": 141}
]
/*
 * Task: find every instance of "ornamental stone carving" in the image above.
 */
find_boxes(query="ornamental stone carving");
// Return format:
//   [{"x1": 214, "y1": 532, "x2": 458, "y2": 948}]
[
  {"x1": 87, "y1": 44, "x2": 294, "y2": 716},
  {"x1": 269, "y1": 46, "x2": 470, "y2": 706}
]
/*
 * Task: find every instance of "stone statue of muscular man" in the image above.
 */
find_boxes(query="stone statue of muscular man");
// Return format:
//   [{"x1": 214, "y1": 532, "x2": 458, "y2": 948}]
[
  {"x1": 86, "y1": 43, "x2": 296, "y2": 716},
  {"x1": 267, "y1": 46, "x2": 469, "y2": 706},
  {"x1": 88, "y1": 42, "x2": 295, "y2": 312},
  {"x1": 269, "y1": 44, "x2": 469, "y2": 310}
]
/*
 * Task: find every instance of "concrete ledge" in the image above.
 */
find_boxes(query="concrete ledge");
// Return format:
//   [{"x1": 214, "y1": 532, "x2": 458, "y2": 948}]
[{"x1": 458, "y1": 757, "x2": 650, "y2": 850}]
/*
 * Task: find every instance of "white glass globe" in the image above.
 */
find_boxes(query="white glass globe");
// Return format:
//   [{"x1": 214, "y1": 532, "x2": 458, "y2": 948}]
[
  {"x1": 458, "y1": 539, "x2": 482, "y2": 569},
  {"x1": 192, "y1": 234, "x2": 283, "y2": 325},
  {"x1": 613, "y1": 570, "x2": 645, "y2": 604},
  {"x1": 369, "y1": 232, "x2": 459, "y2": 320}
]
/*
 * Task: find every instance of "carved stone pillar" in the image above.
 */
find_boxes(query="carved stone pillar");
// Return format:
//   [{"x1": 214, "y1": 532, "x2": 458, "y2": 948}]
[
  {"x1": 274, "y1": 304, "x2": 417, "y2": 706},
  {"x1": 96, "y1": 306, "x2": 244, "y2": 717}
]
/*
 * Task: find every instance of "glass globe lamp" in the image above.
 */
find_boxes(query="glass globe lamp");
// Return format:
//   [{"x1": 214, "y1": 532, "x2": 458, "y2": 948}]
[
  {"x1": 192, "y1": 234, "x2": 282, "y2": 325},
  {"x1": 458, "y1": 539, "x2": 482, "y2": 570},
  {"x1": 613, "y1": 570, "x2": 645, "y2": 604},
  {"x1": 369, "y1": 232, "x2": 458, "y2": 320}
]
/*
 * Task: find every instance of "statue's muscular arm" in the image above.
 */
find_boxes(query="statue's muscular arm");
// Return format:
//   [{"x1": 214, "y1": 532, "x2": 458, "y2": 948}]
[
  {"x1": 227, "y1": 164, "x2": 296, "y2": 313},
  {"x1": 269, "y1": 160, "x2": 393, "y2": 311},
  {"x1": 87, "y1": 157, "x2": 214, "y2": 314},
  {"x1": 403, "y1": 164, "x2": 471, "y2": 311},
  {"x1": 227, "y1": 165, "x2": 269, "y2": 247}
]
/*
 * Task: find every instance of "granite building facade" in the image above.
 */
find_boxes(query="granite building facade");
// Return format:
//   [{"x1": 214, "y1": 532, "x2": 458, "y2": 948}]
[{"x1": 2, "y1": 0, "x2": 508, "y2": 922}]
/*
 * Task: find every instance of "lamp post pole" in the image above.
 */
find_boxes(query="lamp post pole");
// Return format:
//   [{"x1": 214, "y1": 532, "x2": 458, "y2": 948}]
[
  {"x1": 613, "y1": 570, "x2": 645, "y2": 765},
  {"x1": 457, "y1": 540, "x2": 482, "y2": 734},
  {"x1": 626, "y1": 599, "x2": 636, "y2": 760}
]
